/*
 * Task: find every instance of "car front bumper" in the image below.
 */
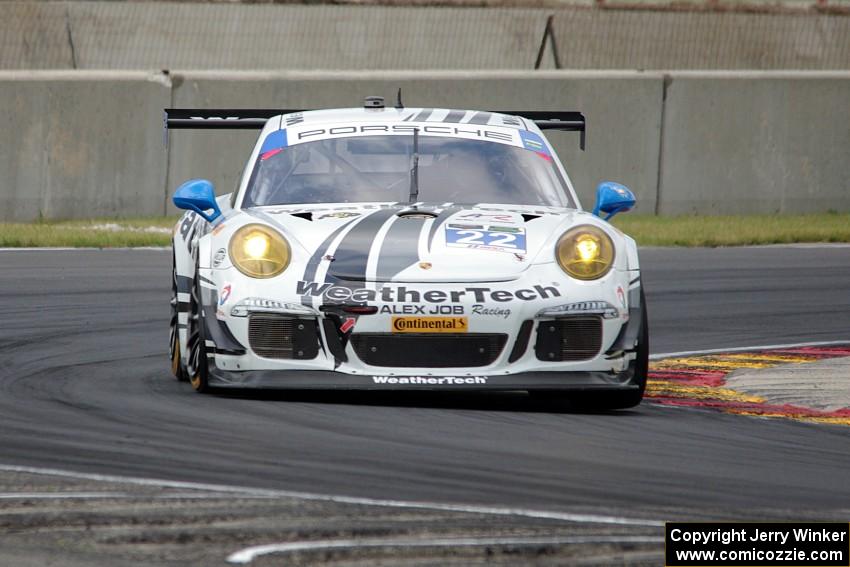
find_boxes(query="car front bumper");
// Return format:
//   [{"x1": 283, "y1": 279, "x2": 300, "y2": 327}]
[
  {"x1": 197, "y1": 261, "x2": 644, "y2": 390},
  {"x1": 206, "y1": 357, "x2": 641, "y2": 391}
]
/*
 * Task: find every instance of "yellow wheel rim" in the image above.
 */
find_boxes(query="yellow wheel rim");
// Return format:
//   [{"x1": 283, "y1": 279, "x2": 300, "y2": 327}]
[
  {"x1": 189, "y1": 371, "x2": 202, "y2": 390},
  {"x1": 170, "y1": 332, "x2": 181, "y2": 377}
]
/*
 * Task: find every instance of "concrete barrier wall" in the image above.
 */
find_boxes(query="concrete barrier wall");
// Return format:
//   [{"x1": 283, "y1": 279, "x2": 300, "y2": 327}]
[
  {"x1": 659, "y1": 72, "x2": 850, "y2": 214},
  {"x1": 0, "y1": 3, "x2": 549, "y2": 71},
  {"x1": 0, "y1": 71, "x2": 848, "y2": 221},
  {"x1": 2, "y1": 2, "x2": 849, "y2": 71},
  {"x1": 552, "y1": 11, "x2": 850, "y2": 70},
  {"x1": 0, "y1": 71, "x2": 170, "y2": 222}
]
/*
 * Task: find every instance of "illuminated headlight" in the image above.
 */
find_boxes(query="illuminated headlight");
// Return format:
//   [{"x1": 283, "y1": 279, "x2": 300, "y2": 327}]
[
  {"x1": 229, "y1": 224, "x2": 290, "y2": 279},
  {"x1": 230, "y1": 298, "x2": 317, "y2": 317},
  {"x1": 555, "y1": 225, "x2": 615, "y2": 280}
]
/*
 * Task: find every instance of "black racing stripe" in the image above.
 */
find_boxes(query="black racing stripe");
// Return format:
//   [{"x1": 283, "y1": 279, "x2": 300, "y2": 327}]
[
  {"x1": 301, "y1": 216, "x2": 365, "y2": 285},
  {"x1": 443, "y1": 110, "x2": 465, "y2": 123},
  {"x1": 467, "y1": 111, "x2": 492, "y2": 125},
  {"x1": 427, "y1": 206, "x2": 462, "y2": 252},
  {"x1": 175, "y1": 275, "x2": 192, "y2": 294},
  {"x1": 326, "y1": 209, "x2": 397, "y2": 284},
  {"x1": 375, "y1": 217, "x2": 427, "y2": 282},
  {"x1": 299, "y1": 215, "x2": 365, "y2": 307},
  {"x1": 411, "y1": 109, "x2": 433, "y2": 122}
]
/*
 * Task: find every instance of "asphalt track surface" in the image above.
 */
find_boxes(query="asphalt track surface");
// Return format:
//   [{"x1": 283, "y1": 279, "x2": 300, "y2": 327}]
[{"x1": 1, "y1": 246, "x2": 849, "y2": 520}]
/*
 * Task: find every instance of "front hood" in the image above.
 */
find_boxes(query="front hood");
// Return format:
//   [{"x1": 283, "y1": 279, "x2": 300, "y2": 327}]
[{"x1": 246, "y1": 203, "x2": 580, "y2": 283}]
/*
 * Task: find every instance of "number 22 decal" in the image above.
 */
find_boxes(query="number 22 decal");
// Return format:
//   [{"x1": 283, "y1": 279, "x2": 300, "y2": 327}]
[
  {"x1": 455, "y1": 230, "x2": 518, "y2": 248},
  {"x1": 446, "y1": 227, "x2": 527, "y2": 252}
]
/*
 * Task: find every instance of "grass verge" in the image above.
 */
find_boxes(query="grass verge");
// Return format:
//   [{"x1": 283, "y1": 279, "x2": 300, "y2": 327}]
[
  {"x1": 0, "y1": 213, "x2": 848, "y2": 248},
  {"x1": 610, "y1": 213, "x2": 850, "y2": 247},
  {"x1": 0, "y1": 217, "x2": 177, "y2": 248}
]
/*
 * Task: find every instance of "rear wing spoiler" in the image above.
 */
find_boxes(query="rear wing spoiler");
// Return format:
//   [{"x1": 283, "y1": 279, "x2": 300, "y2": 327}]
[
  {"x1": 164, "y1": 108, "x2": 586, "y2": 150},
  {"x1": 500, "y1": 111, "x2": 586, "y2": 150},
  {"x1": 164, "y1": 108, "x2": 301, "y2": 130}
]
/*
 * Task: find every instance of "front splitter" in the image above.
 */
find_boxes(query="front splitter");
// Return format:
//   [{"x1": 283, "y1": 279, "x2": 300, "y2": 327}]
[{"x1": 207, "y1": 363, "x2": 639, "y2": 391}]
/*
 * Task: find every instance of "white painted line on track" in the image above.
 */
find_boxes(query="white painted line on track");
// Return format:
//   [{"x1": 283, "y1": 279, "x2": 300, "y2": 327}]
[
  {"x1": 650, "y1": 340, "x2": 850, "y2": 360},
  {"x1": 227, "y1": 535, "x2": 665, "y2": 564},
  {"x1": 0, "y1": 463, "x2": 663, "y2": 528},
  {"x1": 0, "y1": 491, "x2": 274, "y2": 500},
  {"x1": 0, "y1": 247, "x2": 169, "y2": 251},
  {"x1": 0, "y1": 492, "x2": 133, "y2": 499},
  {"x1": 640, "y1": 243, "x2": 850, "y2": 250},
  {"x1": 738, "y1": 243, "x2": 850, "y2": 249}
]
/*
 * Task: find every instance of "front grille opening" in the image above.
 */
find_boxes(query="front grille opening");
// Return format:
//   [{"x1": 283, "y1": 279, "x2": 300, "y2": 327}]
[
  {"x1": 248, "y1": 314, "x2": 318, "y2": 359},
  {"x1": 351, "y1": 333, "x2": 507, "y2": 367},
  {"x1": 535, "y1": 316, "x2": 603, "y2": 362}
]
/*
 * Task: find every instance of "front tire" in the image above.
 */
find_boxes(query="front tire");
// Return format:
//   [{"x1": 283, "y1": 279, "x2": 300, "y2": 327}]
[
  {"x1": 531, "y1": 287, "x2": 649, "y2": 411},
  {"x1": 575, "y1": 287, "x2": 649, "y2": 410},
  {"x1": 186, "y1": 270, "x2": 212, "y2": 393},
  {"x1": 170, "y1": 258, "x2": 188, "y2": 382}
]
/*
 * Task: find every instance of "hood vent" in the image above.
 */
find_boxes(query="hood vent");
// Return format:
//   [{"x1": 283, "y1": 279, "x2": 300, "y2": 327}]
[{"x1": 397, "y1": 210, "x2": 438, "y2": 220}]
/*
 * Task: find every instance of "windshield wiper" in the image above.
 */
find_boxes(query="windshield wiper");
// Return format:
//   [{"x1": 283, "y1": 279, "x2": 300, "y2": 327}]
[{"x1": 408, "y1": 127, "x2": 419, "y2": 203}]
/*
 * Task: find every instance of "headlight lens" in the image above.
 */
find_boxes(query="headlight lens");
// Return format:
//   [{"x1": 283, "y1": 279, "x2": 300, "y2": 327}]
[
  {"x1": 229, "y1": 224, "x2": 290, "y2": 278},
  {"x1": 556, "y1": 225, "x2": 615, "y2": 280}
]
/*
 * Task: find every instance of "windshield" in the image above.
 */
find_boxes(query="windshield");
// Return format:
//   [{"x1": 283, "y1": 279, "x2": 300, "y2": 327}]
[{"x1": 242, "y1": 134, "x2": 572, "y2": 208}]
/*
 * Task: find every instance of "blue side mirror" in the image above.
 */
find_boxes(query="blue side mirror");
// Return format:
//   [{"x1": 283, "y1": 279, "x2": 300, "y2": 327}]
[
  {"x1": 592, "y1": 181, "x2": 636, "y2": 220},
  {"x1": 173, "y1": 179, "x2": 222, "y2": 223}
]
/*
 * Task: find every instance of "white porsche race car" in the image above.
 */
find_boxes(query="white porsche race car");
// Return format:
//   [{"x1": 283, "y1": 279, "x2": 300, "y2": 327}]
[{"x1": 166, "y1": 96, "x2": 647, "y2": 408}]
